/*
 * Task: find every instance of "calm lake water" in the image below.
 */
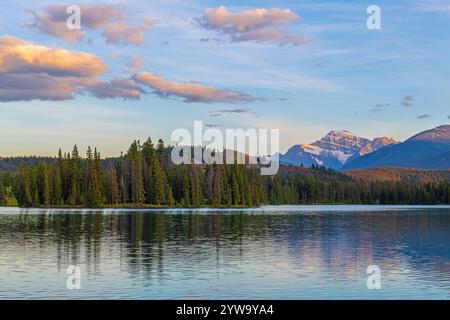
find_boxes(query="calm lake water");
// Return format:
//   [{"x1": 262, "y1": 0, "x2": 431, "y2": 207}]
[{"x1": 0, "y1": 205, "x2": 449, "y2": 300}]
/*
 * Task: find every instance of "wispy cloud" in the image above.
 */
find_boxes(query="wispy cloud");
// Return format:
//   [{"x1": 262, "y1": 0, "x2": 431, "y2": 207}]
[
  {"x1": 416, "y1": 1, "x2": 450, "y2": 13},
  {"x1": 209, "y1": 108, "x2": 256, "y2": 117},
  {"x1": 417, "y1": 114, "x2": 430, "y2": 119},
  {"x1": 126, "y1": 55, "x2": 145, "y2": 73},
  {"x1": 217, "y1": 108, "x2": 252, "y2": 113},
  {"x1": 401, "y1": 95, "x2": 414, "y2": 107},
  {"x1": 198, "y1": 6, "x2": 307, "y2": 45},
  {"x1": 200, "y1": 38, "x2": 223, "y2": 45},
  {"x1": 133, "y1": 72, "x2": 258, "y2": 103},
  {"x1": 369, "y1": 103, "x2": 390, "y2": 113},
  {"x1": 369, "y1": 105, "x2": 383, "y2": 113}
]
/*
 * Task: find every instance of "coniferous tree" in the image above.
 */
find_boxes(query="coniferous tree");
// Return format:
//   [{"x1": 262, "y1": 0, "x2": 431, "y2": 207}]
[
  {"x1": 69, "y1": 145, "x2": 82, "y2": 205},
  {"x1": 16, "y1": 164, "x2": 33, "y2": 207},
  {"x1": 51, "y1": 162, "x2": 63, "y2": 206},
  {"x1": 118, "y1": 154, "x2": 128, "y2": 204},
  {"x1": 94, "y1": 148, "x2": 104, "y2": 205},
  {"x1": 5, "y1": 140, "x2": 450, "y2": 208},
  {"x1": 105, "y1": 161, "x2": 119, "y2": 205},
  {"x1": 127, "y1": 141, "x2": 145, "y2": 205},
  {"x1": 0, "y1": 178, "x2": 6, "y2": 206},
  {"x1": 36, "y1": 161, "x2": 50, "y2": 207},
  {"x1": 84, "y1": 146, "x2": 96, "y2": 207},
  {"x1": 180, "y1": 168, "x2": 191, "y2": 207}
]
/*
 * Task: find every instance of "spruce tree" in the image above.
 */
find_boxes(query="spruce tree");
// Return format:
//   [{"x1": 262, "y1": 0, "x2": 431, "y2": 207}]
[
  {"x1": 0, "y1": 178, "x2": 6, "y2": 206},
  {"x1": 69, "y1": 145, "x2": 82, "y2": 205},
  {"x1": 106, "y1": 161, "x2": 119, "y2": 205},
  {"x1": 127, "y1": 141, "x2": 145, "y2": 205},
  {"x1": 181, "y1": 168, "x2": 191, "y2": 207},
  {"x1": 37, "y1": 161, "x2": 50, "y2": 207},
  {"x1": 52, "y1": 163, "x2": 63, "y2": 206}
]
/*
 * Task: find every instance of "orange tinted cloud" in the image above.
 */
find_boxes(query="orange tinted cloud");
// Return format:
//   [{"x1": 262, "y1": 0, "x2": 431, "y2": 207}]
[
  {"x1": 27, "y1": 4, "x2": 154, "y2": 45},
  {"x1": 126, "y1": 55, "x2": 145, "y2": 73},
  {"x1": 200, "y1": 6, "x2": 304, "y2": 45},
  {"x1": 0, "y1": 37, "x2": 257, "y2": 103},
  {"x1": 203, "y1": 6, "x2": 298, "y2": 32},
  {"x1": 0, "y1": 36, "x2": 137, "y2": 102},
  {"x1": 133, "y1": 71, "x2": 257, "y2": 103},
  {"x1": 0, "y1": 35, "x2": 106, "y2": 76}
]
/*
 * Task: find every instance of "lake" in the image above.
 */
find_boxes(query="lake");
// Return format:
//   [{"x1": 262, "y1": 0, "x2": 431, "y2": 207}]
[{"x1": 0, "y1": 205, "x2": 449, "y2": 300}]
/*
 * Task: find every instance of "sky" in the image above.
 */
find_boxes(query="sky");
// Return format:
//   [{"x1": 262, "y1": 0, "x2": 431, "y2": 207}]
[{"x1": 0, "y1": 0, "x2": 449, "y2": 156}]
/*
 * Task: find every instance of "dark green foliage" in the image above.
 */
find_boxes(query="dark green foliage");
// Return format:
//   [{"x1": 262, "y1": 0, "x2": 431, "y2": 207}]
[
  {"x1": 0, "y1": 178, "x2": 6, "y2": 206},
  {"x1": 0, "y1": 156, "x2": 54, "y2": 173},
  {"x1": 1, "y1": 138, "x2": 449, "y2": 208}
]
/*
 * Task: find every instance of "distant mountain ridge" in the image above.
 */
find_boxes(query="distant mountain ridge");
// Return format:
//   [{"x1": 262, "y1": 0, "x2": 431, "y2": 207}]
[
  {"x1": 408, "y1": 125, "x2": 450, "y2": 142},
  {"x1": 3, "y1": 126, "x2": 449, "y2": 173},
  {"x1": 343, "y1": 125, "x2": 450, "y2": 170},
  {"x1": 280, "y1": 130, "x2": 399, "y2": 169}
]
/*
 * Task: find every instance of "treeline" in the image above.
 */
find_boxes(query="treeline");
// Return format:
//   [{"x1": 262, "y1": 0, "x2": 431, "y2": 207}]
[
  {"x1": 0, "y1": 178, "x2": 6, "y2": 206},
  {"x1": 276, "y1": 168, "x2": 450, "y2": 204},
  {"x1": 346, "y1": 168, "x2": 450, "y2": 184},
  {"x1": 8, "y1": 139, "x2": 269, "y2": 208},
  {"x1": 0, "y1": 156, "x2": 55, "y2": 173},
  {"x1": 1, "y1": 138, "x2": 449, "y2": 208}
]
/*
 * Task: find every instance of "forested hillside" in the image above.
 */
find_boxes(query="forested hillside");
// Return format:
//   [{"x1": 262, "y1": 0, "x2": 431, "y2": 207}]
[
  {"x1": 0, "y1": 156, "x2": 55, "y2": 173},
  {"x1": 1, "y1": 138, "x2": 449, "y2": 208},
  {"x1": 346, "y1": 168, "x2": 450, "y2": 183}
]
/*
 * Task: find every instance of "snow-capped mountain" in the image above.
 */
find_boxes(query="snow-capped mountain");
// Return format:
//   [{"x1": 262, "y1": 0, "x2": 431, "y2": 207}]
[{"x1": 280, "y1": 130, "x2": 399, "y2": 169}]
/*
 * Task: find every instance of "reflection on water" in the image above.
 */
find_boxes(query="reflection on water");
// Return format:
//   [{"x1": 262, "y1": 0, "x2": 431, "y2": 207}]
[{"x1": 0, "y1": 206, "x2": 449, "y2": 299}]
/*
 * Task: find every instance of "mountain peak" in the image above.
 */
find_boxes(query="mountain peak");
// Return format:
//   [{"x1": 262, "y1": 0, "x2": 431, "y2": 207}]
[
  {"x1": 326, "y1": 130, "x2": 356, "y2": 137},
  {"x1": 358, "y1": 137, "x2": 400, "y2": 156},
  {"x1": 281, "y1": 129, "x2": 400, "y2": 169},
  {"x1": 407, "y1": 125, "x2": 450, "y2": 142},
  {"x1": 312, "y1": 129, "x2": 370, "y2": 154},
  {"x1": 344, "y1": 125, "x2": 450, "y2": 170},
  {"x1": 281, "y1": 125, "x2": 450, "y2": 170}
]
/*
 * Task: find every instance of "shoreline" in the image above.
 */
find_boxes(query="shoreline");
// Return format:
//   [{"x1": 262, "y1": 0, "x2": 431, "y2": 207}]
[{"x1": 2, "y1": 204, "x2": 450, "y2": 211}]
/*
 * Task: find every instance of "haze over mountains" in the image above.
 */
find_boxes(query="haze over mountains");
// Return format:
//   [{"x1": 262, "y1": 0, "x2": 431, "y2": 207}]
[{"x1": 280, "y1": 125, "x2": 450, "y2": 170}]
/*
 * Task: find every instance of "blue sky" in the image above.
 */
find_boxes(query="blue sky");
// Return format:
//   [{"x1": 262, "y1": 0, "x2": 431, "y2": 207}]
[{"x1": 0, "y1": 0, "x2": 449, "y2": 156}]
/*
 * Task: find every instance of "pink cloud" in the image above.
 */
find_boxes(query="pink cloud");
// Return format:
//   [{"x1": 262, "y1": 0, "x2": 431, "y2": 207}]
[
  {"x1": 200, "y1": 6, "x2": 305, "y2": 45},
  {"x1": 126, "y1": 55, "x2": 145, "y2": 73},
  {"x1": 0, "y1": 36, "x2": 137, "y2": 102},
  {"x1": 0, "y1": 36, "x2": 257, "y2": 103},
  {"x1": 26, "y1": 4, "x2": 154, "y2": 45},
  {"x1": 133, "y1": 71, "x2": 257, "y2": 103},
  {"x1": 203, "y1": 6, "x2": 299, "y2": 32},
  {"x1": 0, "y1": 35, "x2": 106, "y2": 77}
]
